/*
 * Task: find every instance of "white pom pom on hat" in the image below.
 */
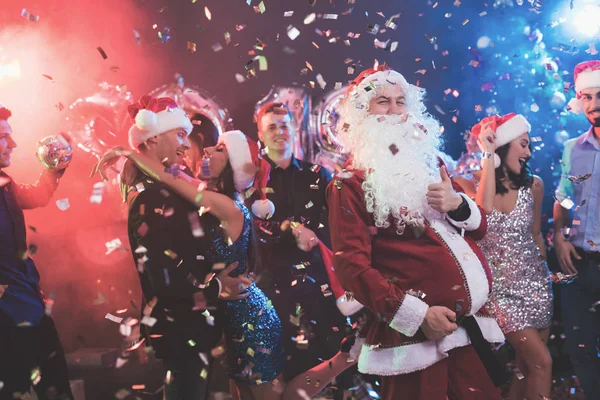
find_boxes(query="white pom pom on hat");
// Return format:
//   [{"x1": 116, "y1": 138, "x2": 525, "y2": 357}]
[
  {"x1": 127, "y1": 95, "x2": 193, "y2": 149},
  {"x1": 134, "y1": 109, "x2": 159, "y2": 131},
  {"x1": 217, "y1": 130, "x2": 275, "y2": 219}
]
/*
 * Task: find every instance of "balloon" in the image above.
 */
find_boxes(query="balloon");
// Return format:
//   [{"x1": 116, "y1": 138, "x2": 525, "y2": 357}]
[
  {"x1": 310, "y1": 84, "x2": 350, "y2": 172},
  {"x1": 63, "y1": 82, "x2": 134, "y2": 158}
]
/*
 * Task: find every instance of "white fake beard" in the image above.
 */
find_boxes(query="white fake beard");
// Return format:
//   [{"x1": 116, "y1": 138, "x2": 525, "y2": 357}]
[{"x1": 344, "y1": 114, "x2": 444, "y2": 234}]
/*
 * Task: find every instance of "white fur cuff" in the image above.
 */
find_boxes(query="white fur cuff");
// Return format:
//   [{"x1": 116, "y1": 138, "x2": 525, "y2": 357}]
[
  {"x1": 446, "y1": 193, "x2": 482, "y2": 232},
  {"x1": 336, "y1": 297, "x2": 364, "y2": 316},
  {"x1": 388, "y1": 294, "x2": 429, "y2": 337}
]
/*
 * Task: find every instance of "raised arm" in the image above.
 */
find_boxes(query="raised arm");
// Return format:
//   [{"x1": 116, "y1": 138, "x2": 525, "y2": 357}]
[
  {"x1": 474, "y1": 121, "x2": 498, "y2": 215},
  {"x1": 13, "y1": 169, "x2": 65, "y2": 210}
]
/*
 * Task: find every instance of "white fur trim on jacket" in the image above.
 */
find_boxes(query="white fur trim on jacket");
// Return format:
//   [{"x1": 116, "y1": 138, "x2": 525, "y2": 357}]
[
  {"x1": 429, "y1": 218, "x2": 489, "y2": 315},
  {"x1": 336, "y1": 296, "x2": 364, "y2": 316},
  {"x1": 388, "y1": 294, "x2": 429, "y2": 337},
  {"x1": 445, "y1": 193, "x2": 482, "y2": 232},
  {"x1": 494, "y1": 114, "x2": 531, "y2": 148},
  {"x1": 356, "y1": 315, "x2": 503, "y2": 376},
  {"x1": 128, "y1": 107, "x2": 193, "y2": 149},
  {"x1": 218, "y1": 130, "x2": 255, "y2": 191}
]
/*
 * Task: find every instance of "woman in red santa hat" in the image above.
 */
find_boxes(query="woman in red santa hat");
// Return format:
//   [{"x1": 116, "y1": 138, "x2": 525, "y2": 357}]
[
  {"x1": 455, "y1": 114, "x2": 553, "y2": 400},
  {"x1": 94, "y1": 103, "x2": 356, "y2": 400}
]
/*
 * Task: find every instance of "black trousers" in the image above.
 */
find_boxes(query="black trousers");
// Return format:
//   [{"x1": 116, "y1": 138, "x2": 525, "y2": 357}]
[{"x1": 0, "y1": 316, "x2": 73, "y2": 400}]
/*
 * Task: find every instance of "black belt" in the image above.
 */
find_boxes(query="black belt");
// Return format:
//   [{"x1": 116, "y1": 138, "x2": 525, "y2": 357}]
[{"x1": 460, "y1": 316, "x2": 510, "y2": 387}]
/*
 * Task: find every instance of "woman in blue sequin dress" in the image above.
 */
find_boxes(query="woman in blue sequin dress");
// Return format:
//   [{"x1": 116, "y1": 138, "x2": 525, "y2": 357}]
[
  {"x1": 105, "y1": 130, "x2": 356, "y2": 400},
  {"x1": 455, "y1": 114, "x2": 553, "y2": 400}
]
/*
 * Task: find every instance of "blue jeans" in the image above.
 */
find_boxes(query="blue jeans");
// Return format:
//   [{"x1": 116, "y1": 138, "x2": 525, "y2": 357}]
[{"x1": 561, "y1": 250, "x2": 600, "y2": 399}]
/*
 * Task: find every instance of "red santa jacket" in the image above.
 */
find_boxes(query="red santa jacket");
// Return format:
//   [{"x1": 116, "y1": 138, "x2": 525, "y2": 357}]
[{"x1": 326, "y1": 167, "x2": 504, "y2": 376}]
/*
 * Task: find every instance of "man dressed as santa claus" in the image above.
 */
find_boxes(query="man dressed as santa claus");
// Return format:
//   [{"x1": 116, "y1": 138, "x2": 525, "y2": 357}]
[{"x1": 327, "y1": 64, "x2": 505, "y2": 399}]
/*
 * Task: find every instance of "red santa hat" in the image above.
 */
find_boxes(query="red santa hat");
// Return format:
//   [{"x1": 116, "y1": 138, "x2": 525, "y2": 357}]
[
  {"x1": 218, "y1": 130, "x2": 275, "y2": 219},
  {"x1": 471, "y1": 113, "x2": 531, "y2": 168},
  {"x1": 127, "y1": 95, "x2": 193, "y2": 149},
  {"x1": 567, "y1": 60, "x2": 600, "y2": 114}
]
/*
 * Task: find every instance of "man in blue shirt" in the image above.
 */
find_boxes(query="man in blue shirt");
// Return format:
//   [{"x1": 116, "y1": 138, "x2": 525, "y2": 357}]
[
  {"x1": 554, "y1": 60, "x2": 600, "y2": 399},
  {"x1": 0, "y1": 104, "x2": 73, "y2": 399}
]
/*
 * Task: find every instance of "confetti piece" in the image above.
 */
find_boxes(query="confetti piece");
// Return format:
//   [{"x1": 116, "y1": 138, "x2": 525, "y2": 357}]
[
  {"x1": 105, "y1": 238, "x2": 122, "y2": 255},
  {"x1": 284, "y1": 11, "x2": 294, "y2": 17},
  {"x1": 586, "y1": 43, "x2": 598, "y2": 55},
  {"x1": 21, "y1": 8, "x2": 40, "y2": 22},
  {"x1": 304, "y1": 13, "x2": 316, "y2": 24},
  {"x1": 56, "y1": 198, "x2": 70, "y2": 211},
  {"x1": 96, "y1": 47, "x2": 108, "y2": 60},
  {"x1": 256, "y1": 1, "x2": 266, "y2": 14},
  {"x1": 187, "y1": 41, "x2": 197, "y2": 53},
  {"x1": 560, "y1": 198, "x2": 575, "y2": 210},
  {"x1": 204, "y1": 6, "x2": 212, "y2": 20},
  {"x1": 316, "y1": 73, "x2": 326, "y2": 89},
  {"x1": 287, "y1": 25, "x2": 300, "y2": 40},
  {"x1": 141, "y1": 316, "x2": 157, "y2": 327},
  {"x1": 132, "y1": 385, "x2": 145, "y2": 391},
  {"x1": 133, "y1": 30, "x2": 141, "y2": 45},
  {"x1": 105, "y1": 313, "x2": 124, "y2": 324}
]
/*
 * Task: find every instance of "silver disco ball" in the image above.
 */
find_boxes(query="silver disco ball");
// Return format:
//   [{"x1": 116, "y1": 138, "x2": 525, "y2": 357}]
[{"x1": 36, "y1": 135, "x2": 73, "y2": 170}]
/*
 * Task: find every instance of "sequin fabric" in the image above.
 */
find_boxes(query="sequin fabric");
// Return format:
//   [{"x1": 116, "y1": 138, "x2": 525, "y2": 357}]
[
  {"x1": 478, "y1": 187, "x2": 553, "y2": 334},
  {"x1": 208, "y1": 201, "x2": 285, "y2": 385}
]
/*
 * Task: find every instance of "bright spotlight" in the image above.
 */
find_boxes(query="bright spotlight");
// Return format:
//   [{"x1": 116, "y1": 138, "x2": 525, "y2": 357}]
[
  {"x1": 573, "y1": 5, "x2": 600, "y2": 36},
  {"x1": 0, "y1": 59, "x2": 21, "y2": 81}
]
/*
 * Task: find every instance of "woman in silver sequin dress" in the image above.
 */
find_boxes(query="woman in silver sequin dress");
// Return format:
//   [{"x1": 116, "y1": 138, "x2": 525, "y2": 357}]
[{"x1": 455, "y1": 114, "x2": 553, "y2": 400}]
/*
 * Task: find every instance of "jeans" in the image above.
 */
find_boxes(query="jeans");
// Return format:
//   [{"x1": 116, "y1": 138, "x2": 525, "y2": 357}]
[
  {"x1": 561, "y1": 249, "x2": 600, "y2": 399},
  {"x1": 0, "y1": 316, "x2": 73, "y2": 400}
]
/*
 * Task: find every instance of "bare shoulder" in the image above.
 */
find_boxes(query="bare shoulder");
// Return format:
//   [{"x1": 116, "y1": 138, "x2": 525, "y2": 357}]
[{"x1": 531, "y1": 175, "x2": 544, "y2": 197}]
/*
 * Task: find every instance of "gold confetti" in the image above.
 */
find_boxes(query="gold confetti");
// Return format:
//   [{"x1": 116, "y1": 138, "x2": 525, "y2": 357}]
[{"x1": 187, "y1": 41, "x2": 197, "y2": 53}]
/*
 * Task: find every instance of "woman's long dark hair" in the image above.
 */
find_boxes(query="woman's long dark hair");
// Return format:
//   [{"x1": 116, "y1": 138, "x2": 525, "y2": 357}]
[
  {"x1": 494, "y1": 142, "x2": 534, "y2": 195},
  {"x1": 200, "y1": 162, "x2": 263, "y2": 275}
]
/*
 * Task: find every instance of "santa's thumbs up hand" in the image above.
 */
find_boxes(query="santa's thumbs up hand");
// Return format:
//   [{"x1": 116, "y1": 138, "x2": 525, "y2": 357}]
[
  {"x1": 439, "y1": 165, "x2": 450, "y2": 183},
  {"x1": 427, "y1": 165, "x2": 463, "y2": 213}
]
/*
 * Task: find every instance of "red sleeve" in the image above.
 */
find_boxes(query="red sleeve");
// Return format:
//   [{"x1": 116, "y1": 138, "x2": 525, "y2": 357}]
[
  {"x1": 326, "y1": 175, "x2": 429, "y2": 337},
  {"x1": 13, "y1": 170, "x2": 64, "y2": 210}
]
